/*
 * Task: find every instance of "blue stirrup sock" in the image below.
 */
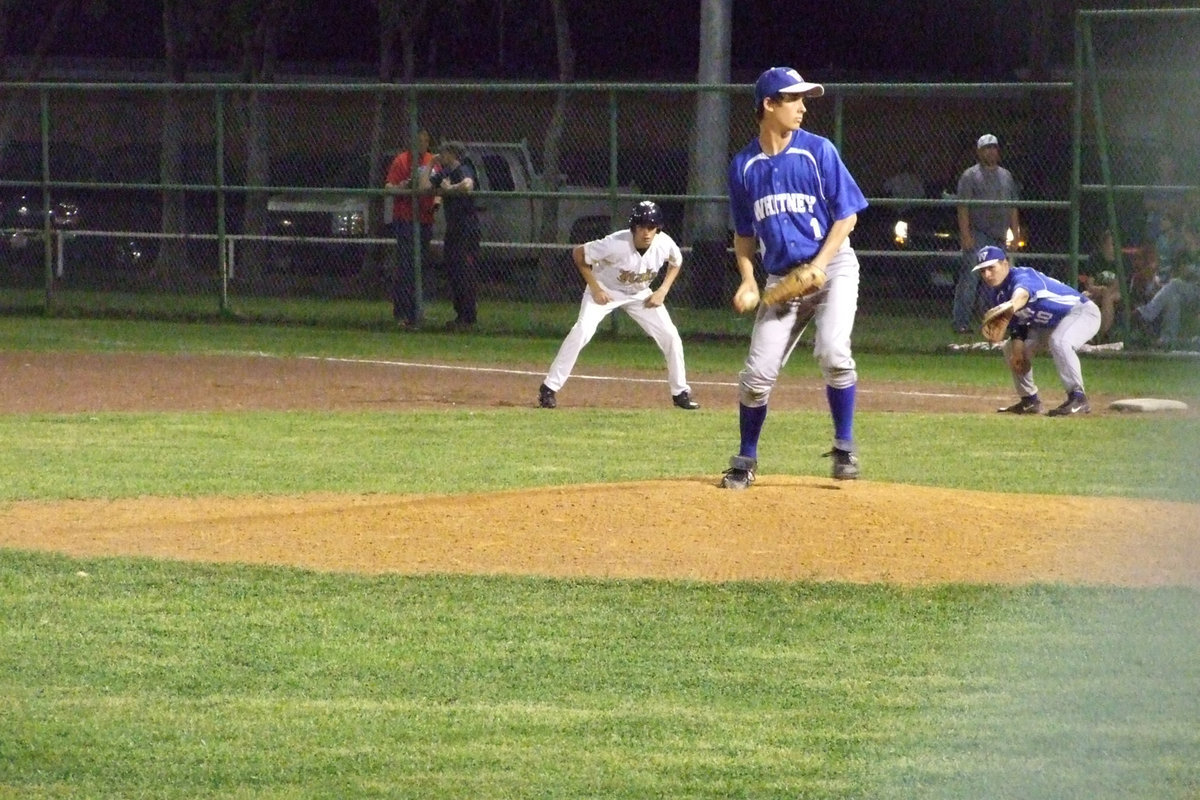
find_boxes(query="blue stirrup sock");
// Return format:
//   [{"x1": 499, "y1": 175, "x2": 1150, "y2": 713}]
[
  {"x1": 826, "y1": 384, "x2": 856, "y2": 447},
  {"x1": 738, "y1": 403, "x2": 768, "y2": 460}
]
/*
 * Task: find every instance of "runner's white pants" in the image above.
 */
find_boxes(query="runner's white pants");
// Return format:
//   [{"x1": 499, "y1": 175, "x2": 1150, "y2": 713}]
[{"x1": 544, "y1": 288, "x2": 691, "y2": 396}]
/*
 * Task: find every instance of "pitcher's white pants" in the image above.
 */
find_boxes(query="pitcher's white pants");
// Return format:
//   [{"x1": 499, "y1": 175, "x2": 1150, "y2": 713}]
[
  {"x1": 544, "y1": 288, "x2": 691, "y2": 396},
  {"x1": 739, "y1": 245, "x2": 860, "y2": 406}
]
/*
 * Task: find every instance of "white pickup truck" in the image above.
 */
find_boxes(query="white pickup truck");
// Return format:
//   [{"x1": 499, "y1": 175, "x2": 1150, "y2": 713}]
[{"x1": 267, "y1": 139, "x2": 636, "y2": 263}]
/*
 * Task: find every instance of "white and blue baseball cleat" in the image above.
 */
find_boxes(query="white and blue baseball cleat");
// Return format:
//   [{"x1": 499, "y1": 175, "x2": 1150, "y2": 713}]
[
  {"x1": 720, "y1": 455, "x2": 757, "y2": 489},
  {"x1": 1046, "y1": 392, "x2": 1090, "y2": 417},
  {"x1": 824, "y1": 448, "x2": 860, "y2": 480}
]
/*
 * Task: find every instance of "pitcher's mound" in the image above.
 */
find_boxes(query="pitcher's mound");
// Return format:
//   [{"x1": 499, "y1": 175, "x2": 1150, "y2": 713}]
[{"x1": 2, "y1": 479, "x2": 1198, "y2": 587}]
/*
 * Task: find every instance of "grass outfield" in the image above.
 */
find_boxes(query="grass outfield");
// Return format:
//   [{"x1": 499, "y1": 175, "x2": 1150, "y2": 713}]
[
  {"x1": 3, "y1": 554, "x2": 1198, "y2": 799},
  {"x1": 1, "y1": 316, "x2": 1199, "y2": 798}
]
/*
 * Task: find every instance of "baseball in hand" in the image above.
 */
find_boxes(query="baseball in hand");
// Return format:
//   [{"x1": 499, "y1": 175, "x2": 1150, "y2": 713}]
[{"x1": 735, "y1": 288, "x2": 759, "y2": 313}]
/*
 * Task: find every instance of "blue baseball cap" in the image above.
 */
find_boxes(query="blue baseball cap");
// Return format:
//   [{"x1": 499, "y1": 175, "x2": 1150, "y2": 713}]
[
  {"x1": 973, "y1": 245, "x2": 1008, "y2": 271},
  {"x1": 754, "y1": 67, "x2": 824, "y2": 108}
]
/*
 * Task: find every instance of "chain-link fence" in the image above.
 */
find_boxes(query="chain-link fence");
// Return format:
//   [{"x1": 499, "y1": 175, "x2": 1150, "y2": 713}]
[
  {"x1": 1077, "y1": 8, "x2": 1200, "y2": 347},
  {"x1": 2, "y1": 76, "x2": 1083, "y2": 331}
]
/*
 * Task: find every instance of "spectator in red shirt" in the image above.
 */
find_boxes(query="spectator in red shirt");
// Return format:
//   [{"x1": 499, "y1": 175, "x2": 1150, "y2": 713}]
[{"x1": 386, "y1": 128, "x2": 439, "y2": 328}]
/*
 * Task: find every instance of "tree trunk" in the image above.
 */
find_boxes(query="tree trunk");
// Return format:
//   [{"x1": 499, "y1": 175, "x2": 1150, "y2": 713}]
[
  {"x1": 359, "y1": 0, "x2": 402, "y2": 292},
  {"x1": 0, "y1": 1, "x2": 11, "y2": 78},
  {"x1": 535, "y1": 0, "x2": 575, "y2": 301},
  {"x1": 235, "y1": 1, "x2": 289, "y2": 289},
  {"x1": 158, "y1": 0, "x2": 190, "y2": 280},
  {"x1": 0, "y1": 0, "x2": 76, "y2": 171},
  {"x1": 492, "y1": 0, "x2": 507, "y2": 74},
  {"x1": 241, "y1": 87, "x2": 271, "y2": 287},
  {"x1": 685, "y1": 0, "x2": 731, "y2": 242},
  {"x1": 1026, "y1": 0, "x2": 1052, "y2": 81},
  {"x1": 684, "y1": 0, "x2": 733, "y2": 307}
]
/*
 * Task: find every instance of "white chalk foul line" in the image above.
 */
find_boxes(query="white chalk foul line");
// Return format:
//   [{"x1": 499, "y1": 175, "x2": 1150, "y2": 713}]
[
  {"x1": 298, "y1": 354, "x2": 993, "y2": 401},
  {"x1": 302, "y1": 355, "x2": 706, "y2": 386}
]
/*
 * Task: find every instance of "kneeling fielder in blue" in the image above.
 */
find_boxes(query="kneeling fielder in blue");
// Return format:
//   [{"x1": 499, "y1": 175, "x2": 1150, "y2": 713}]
[{"x1": 975, "y1": 245, "x2": 1101, "y2": 416}]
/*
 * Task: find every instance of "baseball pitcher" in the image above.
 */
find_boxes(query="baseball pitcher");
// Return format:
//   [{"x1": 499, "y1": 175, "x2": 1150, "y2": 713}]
[{"x1": 721, "y1": 66, "x2": 869, "y2": 488}]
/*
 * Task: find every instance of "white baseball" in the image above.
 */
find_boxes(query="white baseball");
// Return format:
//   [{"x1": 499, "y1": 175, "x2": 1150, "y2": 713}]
[{"x1": 736, "y1": 288, "x2": 759, "y2": 313}]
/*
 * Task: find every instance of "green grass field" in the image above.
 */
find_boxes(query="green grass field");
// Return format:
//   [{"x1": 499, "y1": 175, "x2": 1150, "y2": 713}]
[{"x1": 2, "y1": 315, "x2": 1199, "y2": 798}]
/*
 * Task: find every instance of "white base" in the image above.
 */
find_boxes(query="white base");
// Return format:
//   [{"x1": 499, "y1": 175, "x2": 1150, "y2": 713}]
[{"x1": 1109, "y1": 398, "x2": 1189, "y2": 412}]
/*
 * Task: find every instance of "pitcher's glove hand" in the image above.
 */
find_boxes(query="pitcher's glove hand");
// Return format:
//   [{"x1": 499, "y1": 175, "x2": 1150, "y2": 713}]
[
  {"x1": 761, "y1": 263, "x2": 826, "y2": 306},
  {"x1": 981, "y1": 301, "x2": 1015, "y2": 343}
]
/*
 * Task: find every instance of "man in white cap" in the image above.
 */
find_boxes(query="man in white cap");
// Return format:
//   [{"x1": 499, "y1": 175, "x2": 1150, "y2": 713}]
[{"x1": 953, "y1": 133, "x2": 1021, "y2": 333}]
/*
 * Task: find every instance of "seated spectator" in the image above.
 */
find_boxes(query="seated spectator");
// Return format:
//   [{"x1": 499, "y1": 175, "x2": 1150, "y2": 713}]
[
  {"x1": 1152, "y1": 212, "x2": 1190, "y2": 284},
  {"x1": 1128, "y1": 243, "x2": 1160, "y2": 305},
  {"x1": 1133, "y1": 221, "x2": 1200, "y2": 347},
  {"x1": 1129, "y1": 211, "x2": 1190, "y2": 306},
  {"x1": 1079, "y1": 228, "x2": 1125, "y2": 342}
]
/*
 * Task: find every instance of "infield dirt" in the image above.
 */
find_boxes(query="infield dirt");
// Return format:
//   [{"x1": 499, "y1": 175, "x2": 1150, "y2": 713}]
[{"x1": 2, "y1": 351, "x2": 1197, "y2": 586}]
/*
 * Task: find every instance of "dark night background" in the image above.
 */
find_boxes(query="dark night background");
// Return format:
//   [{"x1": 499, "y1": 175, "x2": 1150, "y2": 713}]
[{"x1": 6, "y1": 0, "x2": 1140, "y2": 82}]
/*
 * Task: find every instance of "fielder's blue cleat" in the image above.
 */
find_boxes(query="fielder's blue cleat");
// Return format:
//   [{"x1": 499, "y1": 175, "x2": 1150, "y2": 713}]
[{"x1": 1046, "y1": 392, "x2": 1090, "y2": 417}]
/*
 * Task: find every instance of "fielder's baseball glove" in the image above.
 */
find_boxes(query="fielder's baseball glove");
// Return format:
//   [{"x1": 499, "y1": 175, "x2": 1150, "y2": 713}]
[
  {"x1": 760, "y1": 262, "x2": 826, "y2": 306},
  {"x1": 980, "y1": 301, "x2": 1015, "y2": 343}
]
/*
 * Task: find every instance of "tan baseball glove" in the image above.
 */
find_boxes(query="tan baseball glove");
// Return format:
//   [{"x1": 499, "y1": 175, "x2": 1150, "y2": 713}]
[
  {"x1": 760, "y1": 263, "x2": 826, "y2": 306},
  {"x1": 980, "y1": 301, "x2": 1015, "y2": 343}
]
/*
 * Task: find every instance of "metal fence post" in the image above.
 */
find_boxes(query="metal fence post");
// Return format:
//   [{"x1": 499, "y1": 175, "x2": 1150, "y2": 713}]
[
  {"x1": 1081, "y1": 15, "x2": 1128, "y2": 337},
  {"x1": 408, "y1": 88, "x2": 423, "y2": 322},
  {"x1": 40, "y1": 89, "x2": 53, "y2": 311},
  {"x1": 1069, "y1": 18, "x2": 1083, "y2": 289},
  {"x1": 608, "y1": 87, "x2": 620, "y2": 337},
  {"x1": 216, "y1": 88, "x2": 230, "y2": 314}
]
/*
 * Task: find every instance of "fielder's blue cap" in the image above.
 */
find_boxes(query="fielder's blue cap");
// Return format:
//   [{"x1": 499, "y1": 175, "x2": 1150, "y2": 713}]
[
  {"x1": 754, "y1": 67, "x2": 824, "y2": 108},
  {"x1": 973, "y1": 245, "x2": 1008, "y2": 271}
]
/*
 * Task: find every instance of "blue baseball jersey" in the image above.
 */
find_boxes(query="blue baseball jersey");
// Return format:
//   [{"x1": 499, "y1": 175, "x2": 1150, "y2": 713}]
[
  {"x1": 728, "y1": 129, "x2": 868, "y2": 274},
  {"x1": 986, "y1": 265, "x2": 1091, "y2": 329}
]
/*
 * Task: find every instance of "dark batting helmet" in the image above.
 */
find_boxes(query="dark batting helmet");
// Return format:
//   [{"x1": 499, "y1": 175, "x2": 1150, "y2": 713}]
[{"x1": 628, "y1": 200, "x2": 663, "y2": 230}]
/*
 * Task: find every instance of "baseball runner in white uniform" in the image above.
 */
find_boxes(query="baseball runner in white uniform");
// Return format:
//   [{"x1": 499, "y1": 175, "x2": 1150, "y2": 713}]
[{"x1": 538, "y1": 200, "x2": 699, "y2": 410}]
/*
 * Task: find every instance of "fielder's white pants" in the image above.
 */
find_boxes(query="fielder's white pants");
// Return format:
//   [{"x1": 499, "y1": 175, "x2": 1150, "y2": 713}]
[
  {"x1": 739, "y1": 244, "x2": 860, "y2": 406},
  {"x1": 1004, "y1": 301, "x2": 1101, "y2": 398},
  {"x1": 544, "y1": 288, "x2": 691, "y2": 396}
]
